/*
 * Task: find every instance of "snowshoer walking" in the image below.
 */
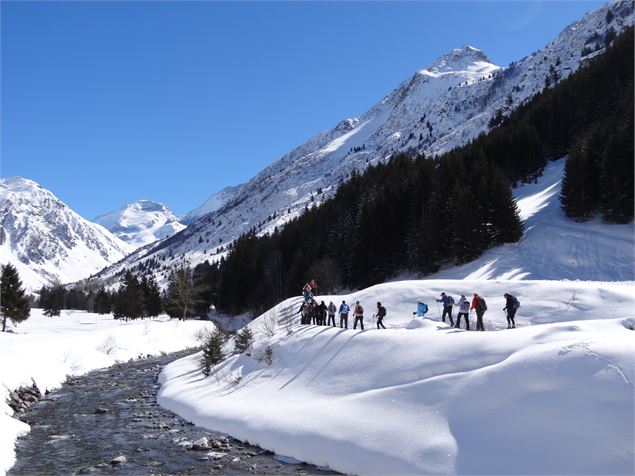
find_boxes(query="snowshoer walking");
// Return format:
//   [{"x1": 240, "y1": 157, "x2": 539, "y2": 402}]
[
  {"x1": 318, "y1": 301, "x2": 327, "y2": 326},
  {"x1": 503, "y1": 293, "x2": 519, "y2": 329},
  {"x1": 471, "y1": 293, "x2": 487, "y2": 331},
  {"x1": 327, "y1": 301, "x2": 337, "y2": 327},
  {"x1": 310, "y1": 279, "x2": 318, "y2": 295},
  {"x1": 302, "y1": 283, "x2": 313, "y2": 302},
  {"x1": 375, "y1": 302, "x2": 386, "y2": 329},
  {"x1": 456, "y1": 294, "x2": 470, "y2": 330},
  {"x1": 436, "y1": 292, "x2": 455, "y2": 326},
  {"x1": 299, "y1": 301, "x2": 308, "y2": 325},
  {"x1": 339, "y1": 300, "x2": 350, "y2": 329},
  {"x1": 414, "y1": 301, "x2": 429, "y2": 318},
  {"x1": 353, "y1": 301, "x2": 364, "y2": 330}
]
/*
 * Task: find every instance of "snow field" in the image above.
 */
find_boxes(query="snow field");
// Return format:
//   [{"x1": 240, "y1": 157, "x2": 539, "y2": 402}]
[
  {"x1": 158, "y1": 279, "x2": 635, "y2": 475},
  {"x1": 0, "y1": 310, "x2": 215, "y2": 475}
]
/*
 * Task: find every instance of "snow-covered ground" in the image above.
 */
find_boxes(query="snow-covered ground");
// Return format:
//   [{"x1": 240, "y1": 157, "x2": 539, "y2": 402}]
[
  {"x1": 159, "y1": 281, "x2": 634, "y2": 475},
  {"x1": 157, "y1": 158, "x2": 635, "y2": 474},
  {"x1": 0, "y1": 310, "x2": 214, "y2": 474},
  {"x1": 430, "y1": 159, "x2": 635, "y2": 281}
]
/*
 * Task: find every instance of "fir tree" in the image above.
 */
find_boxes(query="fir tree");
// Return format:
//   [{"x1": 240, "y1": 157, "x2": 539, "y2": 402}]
[
  {"x1": 201, "y1": 329, "x2": 227, "y2": 376},
  {"x1": 1, "y1": 264, "x2": 30, "y2": 332},
  {"x1": 43, "y1": 286, "x2": 64, "y2": 317}
]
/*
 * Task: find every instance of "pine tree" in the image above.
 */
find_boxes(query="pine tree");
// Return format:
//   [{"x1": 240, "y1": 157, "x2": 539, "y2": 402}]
[
  {"x1": 201, "y1": 329, "x2": 227, "y2": 376},
  {"x1": 94, "y1": 287, "x2": 111, "y2": 314},
  {"x1": 234, "y1": 326, "x2": 254, "y2": 355},
  {"x1": 141, "y1": 274, "x2": 162, "y2": 317},
  {"x1": 43, "y1": 286, "x2": 64, "y2": 317},
  {"x1": 1, "y1": 264, "x2": 30, "y2": 331},
  {"x1": 164, "y1": 262, "x2": 201, "y2": 320},
  {"x1": 112, "y1": 271, "x2": 143, "y2": 321}
]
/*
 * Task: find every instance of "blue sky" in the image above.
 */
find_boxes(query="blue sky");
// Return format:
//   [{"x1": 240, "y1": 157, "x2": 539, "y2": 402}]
[{"x1": 1, "y1": 1, "x2": 604, "y2": 219}]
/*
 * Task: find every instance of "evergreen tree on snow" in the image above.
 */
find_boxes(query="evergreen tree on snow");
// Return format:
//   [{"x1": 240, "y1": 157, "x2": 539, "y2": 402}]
[{"x1": 1, "y1": 264, "x2": 30, "y2": 332}]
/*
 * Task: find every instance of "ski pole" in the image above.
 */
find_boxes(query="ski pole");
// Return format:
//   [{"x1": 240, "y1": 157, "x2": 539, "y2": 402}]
[{"x1": 436, "y1": 301, "x2": 442, "y2": 320}]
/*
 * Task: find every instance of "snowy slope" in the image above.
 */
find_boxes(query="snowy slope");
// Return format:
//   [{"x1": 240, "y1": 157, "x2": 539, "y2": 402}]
[
  {"x1": 92, "y1": 0, "x2": 634, "y2": 285},
  {"x1": 0, "y1": 177, "x2": 132, "y2": 291},
  {"x1": 429, "y1": 159, "x2": 635, "y2": 281},
  {"x1": 159, "y1": 279, "x2": 635, "y2": 475},
  {"x1": 180, "y1": 184, "x2": 244, "y2": 225},
  {"x1": 94, "y1": 200, "x2": 185, "y2": 250},
  {"x1": 0, "y1": 310, "x2": 215, "y2": 475}
]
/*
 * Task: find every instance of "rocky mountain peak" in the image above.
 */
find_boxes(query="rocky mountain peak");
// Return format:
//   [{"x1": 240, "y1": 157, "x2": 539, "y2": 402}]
[{"x1": 425, "y1": 45, "x2": 493, "y2": 73}]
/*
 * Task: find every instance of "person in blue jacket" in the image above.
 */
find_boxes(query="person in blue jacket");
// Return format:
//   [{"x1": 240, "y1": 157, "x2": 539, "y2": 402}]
[
  {"x1": 436, "y1": 292, "x2": 455, "y2": 326},
  {"x1": 414, "y1": 301, "x2": 429, "y2": 317},
  {"x1": 338, "y1": 300, "x2": 350, "y2": 329}
]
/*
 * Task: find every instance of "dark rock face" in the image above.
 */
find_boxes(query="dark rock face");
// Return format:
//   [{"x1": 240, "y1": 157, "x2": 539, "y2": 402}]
[{"x1": 8, "y1": 350, "x2": 339, "y2": 475}]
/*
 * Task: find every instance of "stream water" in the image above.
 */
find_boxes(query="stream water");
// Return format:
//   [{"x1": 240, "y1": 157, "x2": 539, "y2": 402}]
[{"x1": 9, "y1": 349, "x2": 338, "y2": 475}]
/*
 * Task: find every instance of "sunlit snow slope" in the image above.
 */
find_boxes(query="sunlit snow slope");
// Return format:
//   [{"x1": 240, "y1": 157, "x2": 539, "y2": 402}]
[{"x1": 431, "y1": 159, "x2": 635, "y2": 281}]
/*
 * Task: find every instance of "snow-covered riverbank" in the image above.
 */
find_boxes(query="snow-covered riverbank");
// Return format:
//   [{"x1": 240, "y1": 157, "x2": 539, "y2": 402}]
[
  {"x1": 0, "y1": 310, "x2": 214, "y2": 474},
  {"x1": 158, "y1": 279, "x2": 635, "y2": 475}
]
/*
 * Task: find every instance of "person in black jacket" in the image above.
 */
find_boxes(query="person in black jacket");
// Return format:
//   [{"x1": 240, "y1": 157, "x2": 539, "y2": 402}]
[
  {"x1": 318, "y1": 301, "x2": 327, "y2": 326},
  {"x1": 375, "y1": 302, "x2": 386, "y2": 329},
  {"x1": 503, "y1": 293, "x2": 518, "y2": 329}
]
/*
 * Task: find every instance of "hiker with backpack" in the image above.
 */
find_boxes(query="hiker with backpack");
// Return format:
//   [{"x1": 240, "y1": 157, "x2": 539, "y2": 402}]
[
  {"x1": 503, "y1": 293, "x2": 519, "y2": 329},
  {"x1": 375, "y1": 302, "x2": 386, "y2": 329},
  {"x1": 339, "y1": 300, "x2": 350, "y2": 329},
  {"x1": 302, "y1": 283, "x2": 313, "y2": 302},
  {"x1": 353, "y1": 301, "x2": 364, "y2": 330},
  {"x1": 327, "y1": 301, "x2": 337, "y2": 327},
  {"x1": 414, "y1": 301, "x2": 429, "y2": 318},
  {"x1": 436, "y1": 292, "x2": 455, "y2": 326},
  {"x1": 471, "y1": 293, "x2": 487, "y2": 331},
  {"x1": 318, "y1": 301, "x2": 327, "y2": 326},
  {"x1": 299, "y1": 301, "x2": 309, "y2": 325},
  {"x1": 456, "y1": 294, "x2": 470, "y2": 330}
]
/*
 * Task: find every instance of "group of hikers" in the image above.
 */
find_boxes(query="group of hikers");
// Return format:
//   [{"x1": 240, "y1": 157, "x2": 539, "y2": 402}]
[
  {"x1": 432, "y1": 291, "x2": 519, "y2": 331},
  {"x1": 299, "y1": 280, "x2": 520, "y2": 331},
  {"x1": 299, "y1": 297, "x2": 386, "y2": 330}
]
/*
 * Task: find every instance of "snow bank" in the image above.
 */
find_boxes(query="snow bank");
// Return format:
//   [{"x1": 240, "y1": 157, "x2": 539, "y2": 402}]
[
  {"x1": 0, "y1": 310, "x2": 214, "y2": 474},
  {"x1": 158, "y1": 280, "x2": 635, "y2": 475}
]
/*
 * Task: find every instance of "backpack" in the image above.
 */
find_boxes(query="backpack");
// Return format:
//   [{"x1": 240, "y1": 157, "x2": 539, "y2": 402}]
[
  {"x1": 448, "y1": 296, "x2": 455, "y2": 306},
  {"x1": 356, "y1": 305, "x2": 364, "y2": 315},
  {"x1": 377, "y1": 305, "x2": 386, "y2": 318},
  {"x1": 477, "y1": 297, "x2": 488, "y2": 312},
  {"x1": 459, "y1": 300, "x2": 470, "y2": 312},
  {"x1": 341, "y1": 304, "x2": 350, "y2": 314},
  {"x1": 513, "y1": 297, "x2": 520, "y2": 310}
]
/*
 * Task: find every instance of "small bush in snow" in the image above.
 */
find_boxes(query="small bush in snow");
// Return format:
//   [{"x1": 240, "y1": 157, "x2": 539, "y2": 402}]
[
  {"x1": 201, "y1": 329, "x2": 227, "y2": 376},
  {"x1": 264, "y1": 344, "x2": 273, "y2": 365},
  {"x1": 259, "y1": 312, "x2": 278, "y2": 338},
  {"x1": 234, "y1": 327, "x2": 254, "y2": 355}
]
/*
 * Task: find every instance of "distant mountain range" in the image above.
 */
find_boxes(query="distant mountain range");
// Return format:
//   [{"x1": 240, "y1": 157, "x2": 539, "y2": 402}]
[
  {"x1": 1, "y1": 0, "x2": 632, "y2": 292},
  {"x1": 89, "y1": 0, "x2": 633, "y2": 288},
  {"x1": 94, "y1": 200, "x2": 185, "y2": 250},
  {"x1": 0, "y1": 177, "x2": 131, "y2": 291}
]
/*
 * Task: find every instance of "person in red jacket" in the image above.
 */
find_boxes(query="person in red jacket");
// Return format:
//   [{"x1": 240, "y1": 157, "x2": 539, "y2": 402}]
[{"x1": 471, "y1": 293, "x2": 487, "y2": 331}]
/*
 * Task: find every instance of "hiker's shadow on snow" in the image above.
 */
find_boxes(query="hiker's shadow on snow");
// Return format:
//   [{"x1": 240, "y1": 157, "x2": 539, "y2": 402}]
[{"x1": 278, "y1": 328, "x2": 354, "y2": 390}]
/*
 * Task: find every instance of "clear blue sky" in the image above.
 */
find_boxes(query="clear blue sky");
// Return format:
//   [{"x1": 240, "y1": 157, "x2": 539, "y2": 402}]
[{"x1": 1, "y1": 0, "x2": 604, "y2": 219}]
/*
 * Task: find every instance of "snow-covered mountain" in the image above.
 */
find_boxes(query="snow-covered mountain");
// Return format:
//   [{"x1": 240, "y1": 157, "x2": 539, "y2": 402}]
[
  {"x1": 0, "y1": 177, "x2": 132, "y2": 291},
  {"x1": 94, "y1": 200, "x2": 185, "y2": 250},
  {"x1": 92, "y1": 0, "x2": 634, "y2": 286},
  {"x1": 180, "y1": 184, "x2": 244, "y2": 225}
]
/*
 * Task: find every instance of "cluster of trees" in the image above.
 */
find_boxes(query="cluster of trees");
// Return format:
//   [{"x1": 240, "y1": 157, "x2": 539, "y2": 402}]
[
  {"x1": 559, "y1": 28, "x2": 633, "y2": 222},
  {"x1": 214, "y1": 148, "x2": 523, "y2": 315},
  {"x1": 478, "y1": 27, "x2": 632, "y2": 222}
]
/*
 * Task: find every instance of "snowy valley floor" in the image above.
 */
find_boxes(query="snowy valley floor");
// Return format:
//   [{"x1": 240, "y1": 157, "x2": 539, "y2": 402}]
[
  {"x1": 0, "y1": 311, "x2": 214, "y2": 474},
  {"x1": 158, "y1": 280, "x2": 635, "y2": 475}
]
